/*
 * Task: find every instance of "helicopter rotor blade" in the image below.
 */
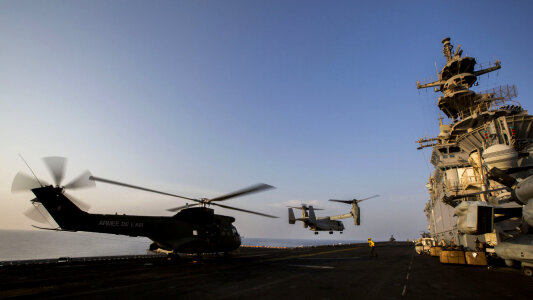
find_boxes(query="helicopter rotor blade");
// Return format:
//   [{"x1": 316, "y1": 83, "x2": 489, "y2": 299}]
[
  {"x1": 24, "y1": 207, "x2": 48, "y2": 224},
  {"x1": 89, "y1": 176, "x2": 199, "y2": 202},
  {"x1": 43, "y1": 156, "x2": 67, "y2": 186},
  {"x1": 211, "y1": 202, "x2": 278, "y2": 218},
  {"x1": 64, "y1": 192, "x2": 91, "y2": 211},
  {"x1": 167, "y1": 203, "x2": 200, "y2": 212},
  {"x1": 305, "y1": 207, "x2": 324, "y2": 210},
  {"x1": 329, "y1": 199, "x2": 354, "y2": 204},
  {"x1": 64, "y1": 171, "x2": 96, "y2": 190},
  {"x1": 287, "y1": 205, "x2": 324, "y2": 210},
  {"x1": 358, "y1": 195, "x2": 380, "y2": 202},
  {"x1": 207, "y1": 183, "x2": 275, "y2": 202},
  {"x1": 12, "y1": 172, "x2": 45, "y2": 192},
  {"x1": 329, "y1": 195, "x2": 380, "y2": 204},
  {"x1": 24, "y1": 201, "x2": 55, "y2": 224}
]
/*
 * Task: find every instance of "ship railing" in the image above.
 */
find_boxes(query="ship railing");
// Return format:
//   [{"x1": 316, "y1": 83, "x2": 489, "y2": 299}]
[
  {"x1": 416, "y1": 75, "x2": 441, "y2": 90},
  {"x1": 452, "y1": 85, "x2": 521, "y2": 120},
  {"x1": 477, "y1": 85, "x2": 518, "y2": 102},
  {"x1": 417, "y1": 60, "x2": 501, "y2": 90},
  {"x1": 474, "y1": 60, "x2": 501, "y2": 74}
]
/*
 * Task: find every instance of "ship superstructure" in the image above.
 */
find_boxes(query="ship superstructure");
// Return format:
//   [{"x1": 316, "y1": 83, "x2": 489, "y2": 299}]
[{"x1": 416, "y1": 38, "x2": 533, "y2": 259}]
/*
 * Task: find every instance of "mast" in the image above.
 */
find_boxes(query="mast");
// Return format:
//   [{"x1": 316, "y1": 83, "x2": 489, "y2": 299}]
[{"x1": 416, "y1": 37, "x2": 501, "y2": 121}]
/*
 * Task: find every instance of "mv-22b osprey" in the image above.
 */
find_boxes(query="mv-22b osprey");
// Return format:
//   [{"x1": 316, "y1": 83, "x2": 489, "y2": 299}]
[{"x1": 288, "y1": 195, "x2": 378, "y2": 234}]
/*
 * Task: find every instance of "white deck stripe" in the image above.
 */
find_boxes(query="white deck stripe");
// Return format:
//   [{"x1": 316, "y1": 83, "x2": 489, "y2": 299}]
[{"x1": 402, "y1": 251, "x2": 415, "y2": 297}]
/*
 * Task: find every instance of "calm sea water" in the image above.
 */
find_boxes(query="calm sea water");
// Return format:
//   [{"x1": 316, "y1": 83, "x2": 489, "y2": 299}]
[{"x1": 0, "y1": 230, "x2": 363, "y2": 261}]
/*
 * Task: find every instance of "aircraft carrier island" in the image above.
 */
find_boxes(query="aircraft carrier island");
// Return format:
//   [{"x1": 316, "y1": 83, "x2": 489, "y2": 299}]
[
  {"x1": 1, "y1": 242, "x2": 533, "y2": 299},
  {"x1": 415, "y1": 38, "x2": 533, "y2": 277}
]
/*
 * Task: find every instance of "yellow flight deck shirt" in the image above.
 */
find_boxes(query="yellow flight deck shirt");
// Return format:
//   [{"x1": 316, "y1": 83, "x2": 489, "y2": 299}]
[{"x1": 368, "y1": 240, "x2": 375, "y2": 247}]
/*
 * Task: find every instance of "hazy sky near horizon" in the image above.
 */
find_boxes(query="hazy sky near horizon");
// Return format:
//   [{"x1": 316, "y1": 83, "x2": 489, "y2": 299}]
[{"x1": 1, "y1": 1, "x2": 532, "y2": 241}]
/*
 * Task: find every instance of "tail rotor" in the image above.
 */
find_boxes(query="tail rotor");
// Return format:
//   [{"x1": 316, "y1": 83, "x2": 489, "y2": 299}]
[
  {"x1": 11, "y1": 172, "x2": 47, "y2": 192},
  {"x1": 23, "y1": 199, "x2": 55, "y2": 224},
  {"x1": 12, "y1": 156, "x2": 96, "y2": 225},
  {"x1": 64, "y1": 171, "x2": 96, "y2": 190},
  {"x1": 42, "y1": 156, "x2": 95, "y2": 190},
  {"x1": 43, "y1": 156, "x2": 67, "y2": 187}
]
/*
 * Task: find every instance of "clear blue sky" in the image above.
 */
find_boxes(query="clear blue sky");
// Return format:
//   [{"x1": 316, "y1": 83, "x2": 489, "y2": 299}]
[{"x1": 1, "y1": 0, "x2": 532, "y2": 240}]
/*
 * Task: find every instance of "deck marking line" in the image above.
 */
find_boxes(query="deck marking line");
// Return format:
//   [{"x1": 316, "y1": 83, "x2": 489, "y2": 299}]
[
  {"x1": 288, "y1": 264, "x2": 335, "y2": 269},
  {"x1": 262, "y1": 247, "x2": 360, "y2": 262},
  {"x1": 295, "y1": 256, "x2": 360, "y2": 260},
  {"x1": 401, "y1": 251, "x2": 415, "y2": 297}
]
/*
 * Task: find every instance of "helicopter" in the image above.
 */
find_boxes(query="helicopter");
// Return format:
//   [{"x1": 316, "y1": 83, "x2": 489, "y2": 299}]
[
  {"x1": 288, "y1": 195, "x2": 379, "y2": 234},
  {"x1": 288, "y1": 204, "x2": 344, "y2": 234},
  {"x1": 12, "y1": 156, "x2": 277, "y2": 257}
]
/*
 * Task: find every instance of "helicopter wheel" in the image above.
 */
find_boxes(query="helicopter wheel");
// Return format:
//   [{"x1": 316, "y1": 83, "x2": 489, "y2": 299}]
[
  {"x1": 329, "y1": 231, "x2": 333, "y2": 234},
  {"x1": 314, "y1": 232, "x2": 318, "y2": 235},
  {"x1": 340, "y1": 231, "x2": 343, "y2": 234}
]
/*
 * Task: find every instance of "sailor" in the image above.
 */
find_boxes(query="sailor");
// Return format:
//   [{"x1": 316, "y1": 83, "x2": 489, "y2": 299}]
[{"x1": 368, "y1": 237, "x2": 377, "y2": 257}]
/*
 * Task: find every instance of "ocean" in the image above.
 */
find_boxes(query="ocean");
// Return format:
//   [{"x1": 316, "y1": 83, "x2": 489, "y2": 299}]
[{"x1": 0, "y1": 230, "x2": 364, "y2": 261}]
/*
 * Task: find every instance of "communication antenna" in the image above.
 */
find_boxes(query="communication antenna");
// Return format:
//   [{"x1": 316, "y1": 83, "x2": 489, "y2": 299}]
[{"x1": 18, "y1": 154, "x2": 43, "y2": 187}]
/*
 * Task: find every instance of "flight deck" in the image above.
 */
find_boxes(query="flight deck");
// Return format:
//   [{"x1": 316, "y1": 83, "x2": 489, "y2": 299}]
[{"x1": 1, "y1": 242, "x2": 531, "y2": 299}]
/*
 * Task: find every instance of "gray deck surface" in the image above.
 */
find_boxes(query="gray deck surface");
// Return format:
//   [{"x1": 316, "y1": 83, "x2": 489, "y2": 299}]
[{"x1": 1, "y1": 242, "x2": 531, "y2": 299}]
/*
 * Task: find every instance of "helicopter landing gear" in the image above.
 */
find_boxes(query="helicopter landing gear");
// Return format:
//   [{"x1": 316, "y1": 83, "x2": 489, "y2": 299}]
[
  {"x1": 314, "y1": 232, "x2": 318, "y2": 235},
  {"x1": 329, "y1": 231, "x2": 333, "y2": 234},
  {"x1": 340, "y1": 231, "x2": 343, "y2": 234},
  {"x1": 168, "y1": 252, "x2": 180, "y2": 262}
]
